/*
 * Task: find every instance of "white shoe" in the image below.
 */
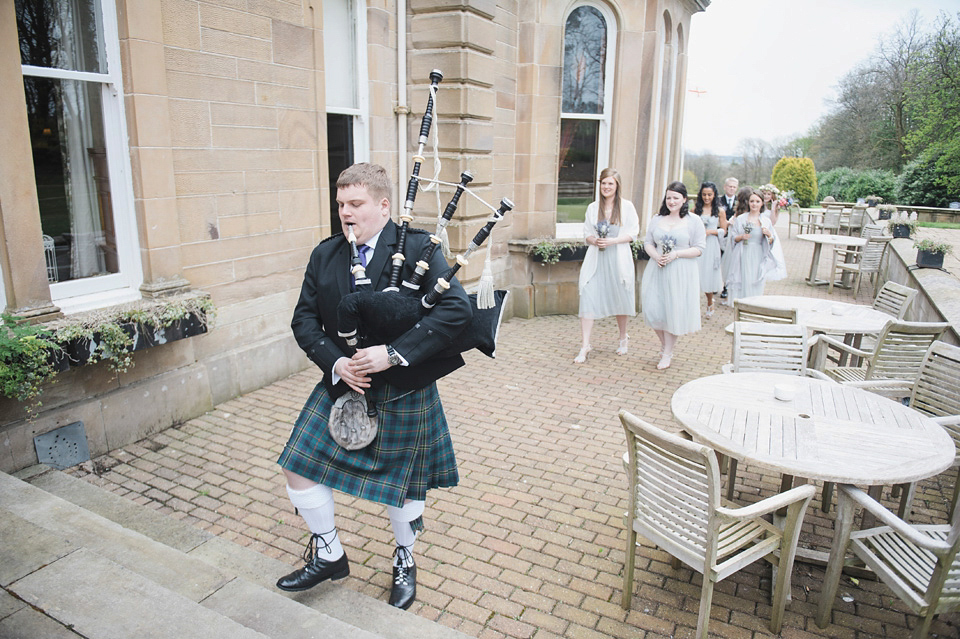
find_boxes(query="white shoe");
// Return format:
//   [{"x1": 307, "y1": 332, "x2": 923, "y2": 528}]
[
  {"x1": 616, "y1": 336, "x2": 629, "y2": 355},
  {"x1": 574, "y1": 345, "x2": 592, "y2": 364}
]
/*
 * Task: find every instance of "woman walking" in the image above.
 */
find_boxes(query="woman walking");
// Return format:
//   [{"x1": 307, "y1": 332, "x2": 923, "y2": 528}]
[
  {"x1": 694, "y1": 182, "x2": 725, "y2": 318},
  {"x1": 726, "y1": 187, "x2": 777, "y2": 301},
  {"x1": 641, "y1": 181, "x2": 706, "y2": 370},
  {"x1": 574, "y1": 168, "x2": 640, "y2": 363}
]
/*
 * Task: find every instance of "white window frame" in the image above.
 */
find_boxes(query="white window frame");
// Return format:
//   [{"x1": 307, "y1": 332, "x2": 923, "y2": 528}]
[
  {"x1": 20, "y1": 0, "x2": 142, "y2": 314},
  {"x1": 557, "y1": 1, "x2": 617, "y2": 238},
  {"x1": 323, "y1": 0, "x2": 370, "y2": 162}
]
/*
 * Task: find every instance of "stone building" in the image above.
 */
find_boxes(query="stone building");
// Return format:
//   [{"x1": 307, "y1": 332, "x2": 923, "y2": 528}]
[{"x1": 0, "y1": 0, "x2": 707, "y2": 472}]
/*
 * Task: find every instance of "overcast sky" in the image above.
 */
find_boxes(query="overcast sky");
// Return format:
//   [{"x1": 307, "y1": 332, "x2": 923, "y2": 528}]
[{"x1": 681, "y1": 0, "x2": 958, "y2": 157}]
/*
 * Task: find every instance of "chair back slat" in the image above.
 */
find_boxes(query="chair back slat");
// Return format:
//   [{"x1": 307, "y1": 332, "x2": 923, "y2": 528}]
[
  {"x1": 858, "y1": 237, "x2": 890, "y2": 271},
  {"x1": 868, "y1": 322, "x2": 949, "y2": 382},
  {"x1": 860, "y1": 223, "x2": 884, "y2": 238},
  {"x1": 732, "y1": 322, "x2": 807, "y2": 376},
  {"x1": 621, "y1": 411, "x2": 720, "y2": 568},
  {"x1": 912, "y1": 342, "x2": 960, "y2": 421},
  {"x1": 873, "y1": 281, "x2": 919, "y2": 319},
  {"x1": 733, "y1": 301, "x2": 798, "y2": 325}
]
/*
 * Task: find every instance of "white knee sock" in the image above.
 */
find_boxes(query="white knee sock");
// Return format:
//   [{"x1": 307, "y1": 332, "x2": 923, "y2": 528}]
[
  {"x1": 287, "y1": 483, "x2": 344, "y2": 560},
  {"x1": 387, "y1": 500, "x2": 424, "y2": 567}
]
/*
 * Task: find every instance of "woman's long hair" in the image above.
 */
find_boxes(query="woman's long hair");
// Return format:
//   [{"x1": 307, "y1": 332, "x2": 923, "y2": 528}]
[
  {"x1": 735, "y1": 186, "x2": 758, "y2": 216},
  {"x1": 597, "y1": 167, "x2": 622, "y2": 226},
  {"x1": 695, "y1": 182, "x2": 720, "y2": 217},
  {"x1": 658, "y1": 181, "x2": 689, "y2": 217}
]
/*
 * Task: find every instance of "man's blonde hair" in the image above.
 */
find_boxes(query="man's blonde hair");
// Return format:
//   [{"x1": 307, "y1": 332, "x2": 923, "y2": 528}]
[{"x1": 336, "y1": 163, "x2": 392, "y2": 204}]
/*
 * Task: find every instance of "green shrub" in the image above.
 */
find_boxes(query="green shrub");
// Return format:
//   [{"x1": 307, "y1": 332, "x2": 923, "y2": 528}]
[
  {"x1": 771, "y1": 157, "x2": 818, "y2": 207},
  {"x1": 818, "y1": 167, "x2": 856, "y2": 201},
  {"x1": 844, "y1": 169, "x2": 897, "y2": 203},
  {"x1": 896, "y1": 153, "x2": 952, "y2": 207}
]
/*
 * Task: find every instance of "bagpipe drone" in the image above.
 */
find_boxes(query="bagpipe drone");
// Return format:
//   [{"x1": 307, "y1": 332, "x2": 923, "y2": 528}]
[{"x1": 336, "y1": 69, "x2": 511, "y2": 379}]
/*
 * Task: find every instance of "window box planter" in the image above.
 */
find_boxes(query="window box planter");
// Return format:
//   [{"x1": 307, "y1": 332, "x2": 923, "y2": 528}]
[
  {"x1": 529, "y1": 242, "x2": 587, "y2": 264},
  {"x1": 2, "y1": 291, "x2": 214, "y2": 408}
]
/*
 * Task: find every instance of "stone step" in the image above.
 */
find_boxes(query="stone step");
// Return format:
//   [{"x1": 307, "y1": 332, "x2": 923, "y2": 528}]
[{"x1": 12, "y1": 467, "x2": 470, "y2": 639}]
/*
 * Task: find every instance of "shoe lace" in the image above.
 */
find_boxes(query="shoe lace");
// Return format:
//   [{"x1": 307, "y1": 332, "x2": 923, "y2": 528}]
[
  {"x1": 302, "y1": 529, "x2": 337, "y2": 563},
  {"x1": 393, "y1": 545, "x2": 414, "y2": 582}
]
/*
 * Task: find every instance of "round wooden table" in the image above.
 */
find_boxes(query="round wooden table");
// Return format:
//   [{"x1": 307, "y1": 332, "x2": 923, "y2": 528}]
[
  {"x1": 737, "y1": 295, "x2": 892, "y2": 335},
  {"x1": 672, "y1": 372, "x2": 953, "y2": 487},
  {"x1": 797, "y1": 234, "x2": 867, "y2": 287}
]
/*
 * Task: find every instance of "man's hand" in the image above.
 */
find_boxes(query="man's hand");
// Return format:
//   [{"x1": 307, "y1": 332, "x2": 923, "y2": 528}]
[{"x1": 335, "y1": 345, "x2": 392, "y2": 393}]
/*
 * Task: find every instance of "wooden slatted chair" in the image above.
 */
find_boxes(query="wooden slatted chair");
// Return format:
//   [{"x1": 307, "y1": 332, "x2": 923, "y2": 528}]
[
  {"x1": 811, "y1": 206, "x2": 842, "y2": 234},
  {"x1": 786, "y1": 205, "x2": 806, "y2": 237},
  {"x1": 721, "y1": 322, "x2": 831, "y2": 501},
  {"x1": 619, "y1": 410, "x2": 816, "y2": 639},
  {"x1": 816, "y1": 485, "x2": 960, "y2": 639},
  {"x1": 858, "y1": 341, "x2": 960, "y2": 519},
  {"x1": 733, "y1": 300, "x2": 798, "y2": 324},
  {"x1": 826, "y1": 235, "x2": 891, "y2": 297},
  {"x1": 873, "y1": 281, "x2": 918, "y2": 319},
  {"x1": 811, "y1": 320, "x2": 949, "y2": 400}
]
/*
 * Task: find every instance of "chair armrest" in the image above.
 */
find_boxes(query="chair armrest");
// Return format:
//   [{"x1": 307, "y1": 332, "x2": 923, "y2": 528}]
[
  {"x1": 716, "y1": 484, "x2": 816, "y2": 521},
  {"x1": 838, "y1": 485, "x2": 952, "y2": 553},
  {"x1": 811, "y1": 333, "x2": 871, "y2": 371},
  {"x1": 803, "y1": 369, "x2": 834, "y2": 381},
  {"x1": 842, "y1": 379, "x2": 914, "y2": 398}
]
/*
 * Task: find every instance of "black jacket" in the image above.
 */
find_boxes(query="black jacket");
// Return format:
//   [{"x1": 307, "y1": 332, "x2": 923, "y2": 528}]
[{"x1": 291, "y1": 219, "x2": 472, "y2": 397}]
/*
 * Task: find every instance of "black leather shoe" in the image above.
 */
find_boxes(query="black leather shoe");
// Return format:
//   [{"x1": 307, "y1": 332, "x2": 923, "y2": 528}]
[
  {"x1": 720, "y1": 288, "x2": 728, "y2": 299},
  {"x1": 276, "y1": 533, "x2": 350, "y2": 592},
  {"x1": 388, "y1": 563, "x2": 416, "y2": 610}
]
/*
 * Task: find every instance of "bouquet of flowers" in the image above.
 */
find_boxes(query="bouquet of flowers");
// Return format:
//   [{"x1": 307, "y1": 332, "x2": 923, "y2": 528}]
[
  {"x1": 744, "y1": 223, "x2": 753, "y2": 235},
  {"x1": 658, "y1": 236, "x2": 676, "y2": 255},
  {"x1": 596, "y1": 219, "x2": 609, "y2": 250},
  {"x1": 777, "y1": 190, "x2": 796, "y2": 209}
]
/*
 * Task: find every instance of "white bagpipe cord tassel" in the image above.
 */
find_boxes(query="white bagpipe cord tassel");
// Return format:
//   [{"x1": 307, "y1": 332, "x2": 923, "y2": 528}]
[{"x1": 476, "y1": 236, "x2": 495, "y2": 310}]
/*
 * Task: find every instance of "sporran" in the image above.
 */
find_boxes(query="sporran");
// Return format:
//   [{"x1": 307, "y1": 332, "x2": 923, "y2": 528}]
[{"x1": 329, "y1": 390, "x2": 378, "y2": 450}]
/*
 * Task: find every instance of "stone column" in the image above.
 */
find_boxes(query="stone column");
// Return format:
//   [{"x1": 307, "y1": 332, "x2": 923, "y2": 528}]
[
  {"x1": 118, "y1": 0, "x2": 190, "y2": 297},
  {"x1": 408, "y1": 0, "x2": 498, "y2": 285},
  {"x1": 0, "y1": 3, "x2": 60, "y2": 319}
]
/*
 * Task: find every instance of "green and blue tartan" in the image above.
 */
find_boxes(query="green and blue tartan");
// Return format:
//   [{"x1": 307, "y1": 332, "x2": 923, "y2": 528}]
[{"x1": 278, "y1": 381, "x2": 459, "y2": 508}]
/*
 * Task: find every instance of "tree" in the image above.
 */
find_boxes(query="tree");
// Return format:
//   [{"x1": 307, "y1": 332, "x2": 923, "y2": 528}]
[{"x1": 905, "y1": 12, "x2": 960, "y2": 195}]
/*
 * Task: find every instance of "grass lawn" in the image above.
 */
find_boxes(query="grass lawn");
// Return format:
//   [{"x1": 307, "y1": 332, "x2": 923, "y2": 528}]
[
  {"x1": 919, "y1": 221, "x2": 960, "y2": 229},
  {"x1": 557, "y1": 197, "x2": 591, "y2": 223}
]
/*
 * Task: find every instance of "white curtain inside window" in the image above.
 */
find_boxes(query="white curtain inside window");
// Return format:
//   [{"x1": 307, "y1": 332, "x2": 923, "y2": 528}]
[{"x1": 56, "y1": 0, "x2": 107, "y2": 279}]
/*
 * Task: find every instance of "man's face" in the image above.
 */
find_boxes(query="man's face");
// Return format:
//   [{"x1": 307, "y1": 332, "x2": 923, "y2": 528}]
[
  {"x1": 724, "y1": 182, "x2": 738, "y2": 197},
  {"x1": 336, "y1": 183, "x2": 390, "y2": 244}
]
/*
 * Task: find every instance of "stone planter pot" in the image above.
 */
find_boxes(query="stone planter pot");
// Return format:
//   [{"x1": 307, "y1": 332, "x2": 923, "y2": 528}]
[
  {"x1": 891, "y1": 224, "x2": 912, "y2": 239},
  {"x1": 916, "y1": 249, "x2": 946, "y2": 269}
]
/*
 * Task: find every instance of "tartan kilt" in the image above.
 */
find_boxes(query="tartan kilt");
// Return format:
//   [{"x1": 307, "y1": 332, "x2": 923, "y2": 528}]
[{"x1": 278, "y1": 381, "x2": 459, "y2": 508}]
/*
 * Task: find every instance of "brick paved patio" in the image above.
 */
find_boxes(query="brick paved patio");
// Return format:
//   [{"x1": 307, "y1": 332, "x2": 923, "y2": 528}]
[{"x1": 69, "y1": 221, "x2": 960, "y2": 639}]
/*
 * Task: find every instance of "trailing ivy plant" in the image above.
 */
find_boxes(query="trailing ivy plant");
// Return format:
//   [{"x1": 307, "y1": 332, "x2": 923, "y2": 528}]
[
  {"x1": 1, "y1": 292, "x2": 215, "y2": 406},
  {"x1": 529, "y1": 239, "x2": 576, "y2": 265},
  {"x1": 0, "y1": 314, "x2": 58, "y2": 406}
]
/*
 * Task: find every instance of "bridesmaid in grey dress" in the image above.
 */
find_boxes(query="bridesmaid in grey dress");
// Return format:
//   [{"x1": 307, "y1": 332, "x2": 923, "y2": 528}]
[
  {"x1": 694, "y1": 182, "x2": 726, "y2": 318},
  {"x1": 641, "y1": 181, "x2": 706, "y2": 370},
  {"x1": 726, "y1": 188, "x2": 776, "y2": 301},
  {"x1": 575, "y1": 168, "x2": 640, "y2": 363}
]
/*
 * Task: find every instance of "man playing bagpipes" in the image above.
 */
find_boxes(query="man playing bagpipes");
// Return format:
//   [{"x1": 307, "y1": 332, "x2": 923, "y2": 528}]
[{"x1": 276, "y1": 162, "x2": 472, "y2": 610}]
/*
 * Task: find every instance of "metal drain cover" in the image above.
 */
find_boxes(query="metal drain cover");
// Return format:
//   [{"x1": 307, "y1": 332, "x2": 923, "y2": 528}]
[{"x1": 34, "y1": 422, "x2": 90, "y2": 469}]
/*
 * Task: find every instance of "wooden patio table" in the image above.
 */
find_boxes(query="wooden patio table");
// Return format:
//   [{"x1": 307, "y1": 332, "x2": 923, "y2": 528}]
[
  {"x1": 671, "y1": 372, "x2": 954, "y2": 561},
  {"x1": 797, "y1": 233, "x2": 867, "y2": 287}
]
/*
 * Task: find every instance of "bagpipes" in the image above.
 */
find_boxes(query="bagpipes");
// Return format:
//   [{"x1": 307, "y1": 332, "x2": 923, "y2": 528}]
[{"x1": 336, "y1": 69, "x2": 512, "y2": 369}]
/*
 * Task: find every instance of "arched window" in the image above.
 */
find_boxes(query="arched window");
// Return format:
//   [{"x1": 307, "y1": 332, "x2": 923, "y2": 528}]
[{"x1": 557, "y1": 3, "x2": 616, "y2": 224}]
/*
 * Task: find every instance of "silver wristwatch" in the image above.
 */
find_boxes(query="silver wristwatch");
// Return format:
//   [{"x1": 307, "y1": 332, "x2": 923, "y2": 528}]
[{"x1": 385, "y1": 345, "x2": 402, "y2": 367}]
